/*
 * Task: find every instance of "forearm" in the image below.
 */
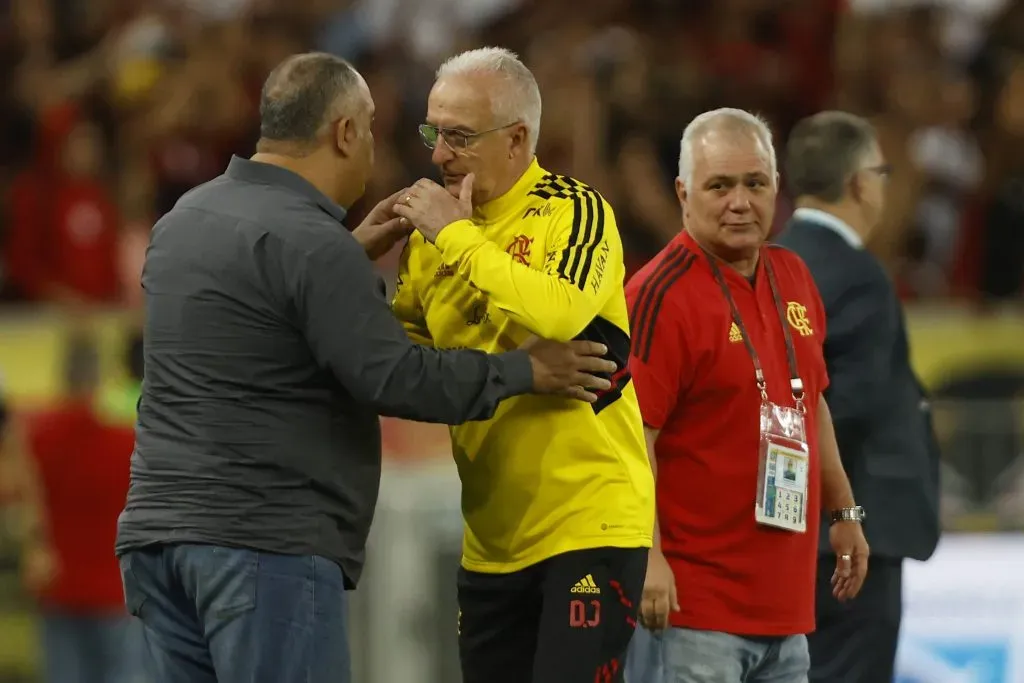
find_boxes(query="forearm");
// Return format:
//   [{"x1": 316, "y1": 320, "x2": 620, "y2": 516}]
[
  {"x1": 435, "y1": 222, "x2": 602, "y2": 340},
  {"x1": 817, "y1": 395, "x2": 856, "y2": 511},
  {"x1": 644, "y1": 427, "x2": 663, "y2": 550},
  {"x1": 358, "y1": 344, "x2": 534, "y2": 423},
  {"x1": 350, "y1": 289, "x2": 532, "y2": 422},
  {"x1": 304, "y1": 242, "x2": 533, "y2": 425}
]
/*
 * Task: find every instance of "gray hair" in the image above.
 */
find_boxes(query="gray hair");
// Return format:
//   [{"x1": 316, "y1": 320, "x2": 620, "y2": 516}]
[
  {"x1": 259, "y1": 53, "x2": 361, "y2": 145},
  {"x1": 784, "y1": 111, "x2": 877, "y2": 203},
  {"x1": 677, "y1": 108, "x2": 777, "y2": 188},
  {"x1": 436, "y1": 47, "x2": 542, "y2": 155}
]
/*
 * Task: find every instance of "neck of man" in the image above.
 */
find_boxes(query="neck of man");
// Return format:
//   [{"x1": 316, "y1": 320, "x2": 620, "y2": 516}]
[
  {"x1": 722, "y1": 251, "x2": 759, "y2": 278},
  {"x1": 252, "y1": 143, "x2": 349, "y2": 208},
  {"x1": 686, "y1": 227, "x2": 760, "y2": 277},
  {"x1": 794, "y1": 197, "x2": 867, "y2": 240},
  {"x1": 478, "y1": 155, "x2": 534, "y2": 206}
]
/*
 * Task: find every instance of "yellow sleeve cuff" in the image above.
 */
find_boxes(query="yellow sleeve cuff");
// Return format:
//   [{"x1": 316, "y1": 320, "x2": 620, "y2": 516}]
[{"x1": 434, "y1": 220, "x2": 484, "y2": 265}]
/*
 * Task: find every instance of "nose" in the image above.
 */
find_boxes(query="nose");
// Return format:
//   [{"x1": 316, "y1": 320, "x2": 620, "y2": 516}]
[
  {"x1": 727, "y1": 187, "x2": 752, "y2": 212},
  {"x1": 431, "y1": 139, "x2": 455, "y2": 165}
]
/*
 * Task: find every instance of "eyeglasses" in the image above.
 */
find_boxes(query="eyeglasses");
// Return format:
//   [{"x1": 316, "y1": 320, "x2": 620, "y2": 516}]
[
  {"x1": 418, "y1": 122, "x2": 519, "y2": 152},
  {"x1": 862, "y1": 163, "x2": 894, "y2": 179}
]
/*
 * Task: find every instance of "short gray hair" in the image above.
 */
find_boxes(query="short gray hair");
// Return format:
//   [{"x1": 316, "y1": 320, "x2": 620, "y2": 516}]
[
  {"x1": 260, "y1": 53, "x2": 361, "y2": 145},
  {"x1": 677, "y1": 108, "x2": 777, "y2": 188},
  {"x1": 784, "y1": 111, "x2": 877, "y2": 203},
  {"x1": 436, "y1": 47, "x2": 542, "y2": 155}
]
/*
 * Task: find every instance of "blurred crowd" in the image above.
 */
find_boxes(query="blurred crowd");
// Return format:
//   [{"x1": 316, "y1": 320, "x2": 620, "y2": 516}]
[
  {"x1": 1, "y1": 1, "x2": 1023, "y2": 680},
  {"x1": 0, "y1": 0, "x2": 1022, "y2": 311}
]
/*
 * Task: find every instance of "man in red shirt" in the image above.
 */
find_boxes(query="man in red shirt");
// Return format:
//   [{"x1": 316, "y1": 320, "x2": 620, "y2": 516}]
[
  {"x1": 4, "y1": 119, "x2": 121, "y2": 305},
  {"x1": 623, "y1": 108, "x2": 869, "y2": 683},
  {"x1": 11, "y1": 333, "x2": 141, "y2": 683}
]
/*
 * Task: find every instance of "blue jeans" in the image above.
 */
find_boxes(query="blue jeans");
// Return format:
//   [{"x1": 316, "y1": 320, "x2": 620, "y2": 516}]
[
  {"x1": 39, "y1": 610, "x2": 144, "y2": 683},
  {"x1": 119, "y1": 544, "x2": 350, "y2": 683},
  {"x1": 626, "y1": 626, "x2": 810, "y2": 683}
]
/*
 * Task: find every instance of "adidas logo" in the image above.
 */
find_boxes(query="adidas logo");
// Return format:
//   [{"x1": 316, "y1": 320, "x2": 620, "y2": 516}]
[
  {"x1": 435, "y1": 263, "x2": 454, "y2": 278},
  {"x1": 571, "y1": 574, "x2": 601, "y2": 594},
  {"x1": 728, "y1": 322, "x2": 743, "y2": 343}
]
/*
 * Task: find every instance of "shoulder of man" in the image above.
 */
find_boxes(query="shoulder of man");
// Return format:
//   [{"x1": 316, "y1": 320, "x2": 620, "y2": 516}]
[
  {"x1": 522, "y1": 170, "x2": 616, "y2": 220},
  {"x1": 175, "y1": 173, "x2": 350, "y2": 249},
  {"x1": 765, "y1": 241, "x2": 814, "y2": 277},
  {"x1": 771, "y1": 229, "x2": 888, "y2": 304},
  {"x1": 625, "y1": 238, "x2": 698, "y2": 317}
]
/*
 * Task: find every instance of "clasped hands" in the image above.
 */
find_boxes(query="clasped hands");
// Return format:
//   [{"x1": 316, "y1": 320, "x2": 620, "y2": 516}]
[{"x1": 351, "y1": 175, "x2": 475, "y2": 259}]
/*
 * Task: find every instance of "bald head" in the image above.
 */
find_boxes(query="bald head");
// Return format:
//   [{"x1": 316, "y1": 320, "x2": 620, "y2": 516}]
[{"x1": 259, "y1": 53, "x2": 363, "y2": 150}]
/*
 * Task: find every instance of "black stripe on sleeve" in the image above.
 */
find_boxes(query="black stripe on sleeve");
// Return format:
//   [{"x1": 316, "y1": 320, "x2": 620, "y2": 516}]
[
  {"x1": 556, "y1": 193, "x2": 584, "y2": 282},
  {"x1": 577, "y1": 195, "x2": 606, "y2": 292},
  {"x1": 556, "y1": 189, "x2": 606, "y2": 290},
  {"x1": 566, "y1": 190, "x2": 595, "y2": 288},
  {"x1": 628, "y1": 246, "x2": 685, "y2": 346},
  {"x1": 630, "y1": 248, "x2": 695, "y2": 364}
]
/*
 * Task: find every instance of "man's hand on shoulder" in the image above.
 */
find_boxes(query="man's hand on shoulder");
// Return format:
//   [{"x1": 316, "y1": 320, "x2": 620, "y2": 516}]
[
  {"x1": 393, "y1": 174, "x2": 474, "y2": 244},
  {"x1": 520, "y1": 335, "x2": 615, "y2": 402},
  {"x1": 352, "y1": 188, "x2": 414, "y2": 260}
]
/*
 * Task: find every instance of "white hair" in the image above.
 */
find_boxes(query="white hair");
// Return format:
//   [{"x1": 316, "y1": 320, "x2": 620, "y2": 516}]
[
  {"x1": 677, "y1": 108, "x2": 777, "y2": 189},
  {"x1": 436, "y1": 47, "x2": 542, "y2": 155}
]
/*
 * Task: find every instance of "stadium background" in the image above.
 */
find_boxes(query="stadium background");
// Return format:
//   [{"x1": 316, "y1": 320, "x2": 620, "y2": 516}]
[{"x1": 1, "y1": 0, "x2": 1024, "y2": 681}]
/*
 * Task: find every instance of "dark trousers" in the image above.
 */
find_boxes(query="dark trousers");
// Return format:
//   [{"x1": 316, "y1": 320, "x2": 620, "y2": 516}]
[
  {"x1": 458, "y1": 546, "x2": 647, "y2": 683},
  {"x1": 119, "y1": 544, "x2": 350, "y2": 683},
  {"x1": 809, "y1": 555, "x2": 903, "y2": 683}
]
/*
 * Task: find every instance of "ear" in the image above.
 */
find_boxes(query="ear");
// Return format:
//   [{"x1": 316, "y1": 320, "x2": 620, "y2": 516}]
[
  {"x1": 674, "y1": 177, "x2": 687, "y2": 205},
  {"x1": 334, "y1": 117, "x2": 356, "y2": 158},
  {"x1": 675, "y1": 177, "x2": 688, "y2": 222},
  {"x1": 849, "y1": 170, "x2": 863, "y2": 203},
  {"x1": 510, "y1": 123, "x2": 529, "y2": 156}
]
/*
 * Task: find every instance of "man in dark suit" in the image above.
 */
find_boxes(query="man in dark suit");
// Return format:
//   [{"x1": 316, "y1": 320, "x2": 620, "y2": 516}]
[{"x1": 777, "y1": 111, "x2": 941, "y2": 683}]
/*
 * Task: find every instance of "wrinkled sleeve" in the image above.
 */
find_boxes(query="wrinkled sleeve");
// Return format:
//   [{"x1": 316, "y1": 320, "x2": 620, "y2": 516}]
[
  {"x1": 626, "y1": 283, "x2": 691, "y2": 430},
  {"x1": 433, "y1": 192, "x2": 622, "y2": 341},
  {"x1": 293, "y1": 235, "x2": 533, "y2": 424}
]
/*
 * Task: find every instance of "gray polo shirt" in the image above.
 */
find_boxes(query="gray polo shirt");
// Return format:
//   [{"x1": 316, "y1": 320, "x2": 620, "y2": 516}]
[{"x1": 116, "y1": 156, "x2": 532, "y2": 586}]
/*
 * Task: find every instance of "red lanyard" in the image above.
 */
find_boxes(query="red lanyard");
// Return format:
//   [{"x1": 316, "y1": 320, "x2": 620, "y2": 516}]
[{"x1": 701, "y1": 248, "x2": 805, "y2": 408}]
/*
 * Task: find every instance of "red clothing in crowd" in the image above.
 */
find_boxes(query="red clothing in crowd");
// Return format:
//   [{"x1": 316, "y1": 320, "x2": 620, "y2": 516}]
[
  {"x1": 626, "y1": 230, "x2": 829, "y2": 636},
  {"x1": 25, "y1": 401, "x2": 134, "y2": 613},
  {"x1": 5, "y1": 171, "x2": 121, "y2": 302}
]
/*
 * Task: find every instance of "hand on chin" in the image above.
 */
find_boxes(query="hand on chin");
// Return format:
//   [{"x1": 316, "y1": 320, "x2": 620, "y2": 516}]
[{"x1": 443, "y1": 175, "x2": 465, "y2": 198}]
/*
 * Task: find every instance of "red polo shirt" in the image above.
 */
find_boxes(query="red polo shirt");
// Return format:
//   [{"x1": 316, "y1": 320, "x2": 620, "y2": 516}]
[
  {"x1": 626, "y1": 230, "x2": 828, "y2": 636},
  {"x1": 26, "y1": 402, "x2": 134, "y2": 613}
]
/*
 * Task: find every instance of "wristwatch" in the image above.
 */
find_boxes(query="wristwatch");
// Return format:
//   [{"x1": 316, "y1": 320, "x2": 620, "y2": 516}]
[{"x1": 829, "y1": 506, "x2": 866, "y2": 525}]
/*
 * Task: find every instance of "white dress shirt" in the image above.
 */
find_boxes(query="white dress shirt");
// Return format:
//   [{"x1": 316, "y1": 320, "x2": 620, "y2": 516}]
[{"x1": 792, "y1": 208, "x2": 864, "y2": 250}]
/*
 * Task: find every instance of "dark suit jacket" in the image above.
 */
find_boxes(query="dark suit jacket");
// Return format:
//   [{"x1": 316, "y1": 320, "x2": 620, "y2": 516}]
[{"x1": 777, "y1": 215, "x2": 940, "y2": 561}]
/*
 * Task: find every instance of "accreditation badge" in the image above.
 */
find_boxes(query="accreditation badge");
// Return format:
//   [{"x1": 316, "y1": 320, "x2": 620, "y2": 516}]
[{"x1": 755, "y1": 401, "x2": 810, "y2": 533}]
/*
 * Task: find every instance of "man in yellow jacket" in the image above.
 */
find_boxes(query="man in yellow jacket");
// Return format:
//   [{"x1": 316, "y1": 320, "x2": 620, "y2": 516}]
[{"x1": 392, "y1": 46, "x2": 655, "y2": 683}]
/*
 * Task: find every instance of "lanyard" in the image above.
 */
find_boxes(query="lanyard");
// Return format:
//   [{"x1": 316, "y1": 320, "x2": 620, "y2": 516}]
[{"x1": 702, "y1": 248, "x2": 805, "y2": 411}]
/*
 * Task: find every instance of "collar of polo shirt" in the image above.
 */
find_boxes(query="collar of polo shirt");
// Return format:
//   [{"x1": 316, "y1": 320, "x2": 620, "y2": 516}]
[
  {"x1": 678, "y1": 228, "x2": 765, "y2": 287},
  {"x1": 473, "y1": 157, "x2": 547, "y2": 222}
]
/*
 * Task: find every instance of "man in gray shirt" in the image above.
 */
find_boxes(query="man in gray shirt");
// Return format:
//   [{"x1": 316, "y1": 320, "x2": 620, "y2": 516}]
[{"x1": 116, "y1": 53, "x2": 614, "y2": 683}]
